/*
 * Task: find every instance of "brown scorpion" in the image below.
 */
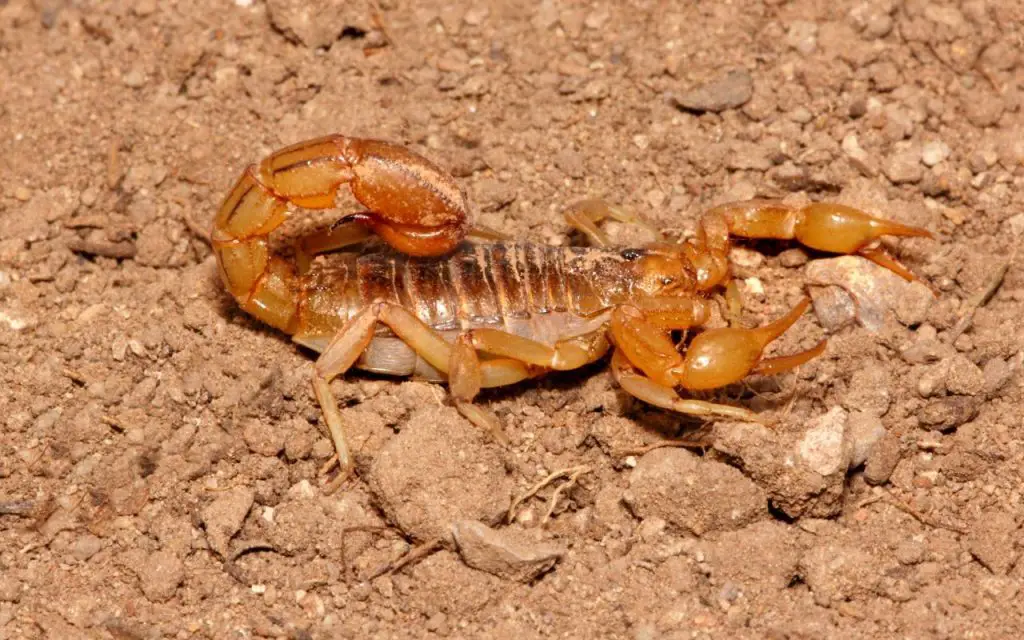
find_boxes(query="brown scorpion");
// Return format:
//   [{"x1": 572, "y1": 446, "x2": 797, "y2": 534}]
[{"x1": 211, "y1": 135, "x2": 931, "y2": 486}]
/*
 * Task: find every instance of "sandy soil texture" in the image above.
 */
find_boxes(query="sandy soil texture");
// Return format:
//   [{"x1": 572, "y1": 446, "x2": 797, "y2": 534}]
[{"x1": 2, "y1": 0, "x2": 1023, "y2": 638}]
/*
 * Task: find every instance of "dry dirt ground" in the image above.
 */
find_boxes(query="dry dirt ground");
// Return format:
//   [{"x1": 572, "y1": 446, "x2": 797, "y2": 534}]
[{"x1": 2, "y1": 0, "x2": 1024, "y2": 638}]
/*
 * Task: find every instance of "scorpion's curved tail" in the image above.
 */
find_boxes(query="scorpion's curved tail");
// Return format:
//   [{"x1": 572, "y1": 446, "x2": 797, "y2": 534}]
[{"x1": 210, "y1": 135, "x2": 469, "y2": 333}]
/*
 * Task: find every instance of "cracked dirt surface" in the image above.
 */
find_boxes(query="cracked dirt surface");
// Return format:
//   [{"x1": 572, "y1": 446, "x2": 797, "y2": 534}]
[{"x1": 1, "y1": 0, "x2": 1023, "y2": 638}]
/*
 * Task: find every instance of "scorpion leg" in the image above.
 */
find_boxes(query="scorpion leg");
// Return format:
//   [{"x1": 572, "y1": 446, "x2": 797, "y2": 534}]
[
  {"x1": 467, "y1": 328, "x2": 610, "y2": 371},
  {"x1": 311, "y1": 304, "x2": 384, "y2": 488},
  {"x1": 449, "y1": 334, "x2": 509, "y2": 445},
  {"x1": 563, "y1": 199, "x2": 662, "y2": 247},
  {"x1": 689, "y1": 200, "x2": 933, "y2": 290},
  {"x1": 311, "y1": 302, "x2": 535, "y2": 484}
]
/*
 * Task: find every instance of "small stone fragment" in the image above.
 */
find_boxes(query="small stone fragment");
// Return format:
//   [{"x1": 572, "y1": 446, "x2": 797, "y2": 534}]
[
  {"x1": 201, "y1": 487, "x2": 255, "y2": 557},
  {"x1": 713, "y1": 421, "x2": 841, "y2": 518},
  {"x1": 797, "y1": 407, "x2": 850, "y2": 477},
  {"x1": 967, "y1": 510, "x2": 1020, "y2": 575},
  {"x1": 283, "y1": 417, "x2": 315, "y2": 461},
  {"x1": 921, "y1": 141, "x2": 951, "y2": 167},
  {"x1": 919, "y1": 396, "x2": 981, "y2": 432},
  {"x1": 451, "y1": 520, "x2": 565, "y2": 583},
  {"x1": 0, "y1": 575, "x2": 21, "y2": 603},
  {"x1": 554, "y1": 149, "x2": 586, "y2": 179},
  {"x1": 944, "y1": 355, "x2": 985, "y2": 397},
  {"x1": 883, "y1": 147, "x2": 924, "y2": 184},
  {"x1": 869, "y1": 61, "x2": 901, "y2": 91},
  {"x1": 963, "y1": 93, "x2": 1004, "y2": 128},
  {"x1": 1006, "y1": 213, "x2": 1024, "y2": 236},
  {"x1": 841, "y1": 133, "x2": 878, "y2": 177},
  {"x1": 863, "y1": 13, "x2": 893, "y2": 38},
  {"x1": 625, "y1": 448, "x2": 766, "y2": 535},
  {"x1": 845, "y1": 412, "x2": 886, "y2": 469},
  {"x1": 785, "y1": 21, "x2": 818, "y2": 55},
  {"x1": 893, "y1": 538, "x2": 926, "y2": 565},
  {"x1": 671, "y1": 69, "x2": 754, "y2": 113},
  {"x1": 982, "y1": 357, "x2": 1012, "y2": 395},
  {"x1": 809, "y1": 285, "x2": 857, "y2": 332},
  {"x1": 842, "y1": 364, "x2": 891, "y2": 416},
  {"x1": 70, "y1": 534, "x2": 104, "y2": 562},
  {"x1": 779, "y1": 248, "x2": 808, "y2": 268},
  {"x1": 122, "y1": 69, "x2": 147, "y2": 88},
  {"x1": 138, "y1": 549, "x2": 184, "y2": 603},
  {"x1": 863, "y1": 432, "x2": 901, "y2": 485},
  {"x1": 462, "y1": 6, "x2": 489, "y2": 26}
]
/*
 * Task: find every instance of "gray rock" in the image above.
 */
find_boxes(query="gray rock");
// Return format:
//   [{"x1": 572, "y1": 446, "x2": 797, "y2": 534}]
[
  {"x1": 809, "y1": 285, "x2": 857, "y2": 332},
  {"x1": 806, "y1": 255, "x2": 933, "y2": 332},
  {"x1": 451, "y1": 520, "x2": 565, "y2": 582},
  {"x1": 671, "y1": 69, "x2": 753, "y2": 113}
]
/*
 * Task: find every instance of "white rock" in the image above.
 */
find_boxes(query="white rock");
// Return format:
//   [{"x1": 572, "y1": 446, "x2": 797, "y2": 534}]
[
  {"x1": 797, "y1": 407, "x2": 850, "y2": 476},
  {"x1": 921, "y1": 140, "x2": 951, "y2": 167}
]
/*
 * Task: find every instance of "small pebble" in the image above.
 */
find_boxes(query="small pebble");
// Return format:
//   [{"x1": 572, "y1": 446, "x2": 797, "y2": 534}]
[
  {"x1": 786, "y1": 20, "x2": 818, "y2": 55},
  {"x1": 0, "y1": 577, "x2": 23, "y2": 603},
  {"x1": 462, "y1": 6, "x2": 489, "y2": 26},
  {"x1": 845, "y1": 412, "x2": 886, "y2": 469},
  {"x1": 921, "y1": 141, "x2": 951, "y2": 167},
  {"x1": 944, "y1": 355, "x2": 984, "y2": 396},
  {"x1": 70, "y1": 534, "x2": 105, "y2": 562},
  {"x1": 451, "y1": 520, "x2": 565, "y2": 583},
  {"x1": 779, "y1": 248, "x2": 808, "y2": 267},
  {"x1": 870, "y1": 61, "x2": 902, "y2": 91},
  {"x1": 122, "y1": 69, "x2": 147, "y2": 88},
  {"x1": 864, "y1": 433, "x2": 901, "y2": 485},
  {"x1": 982, "y1": 357, "x2": 1011, "y2": 395},
  {"x1": 671, "y1": 69, "x2": 753, "y2": 113},
  {"x1": 883, "y1": 147, "x2": 924, "y2": 184},
  {"x1": 841, "y1": 133, "x2": 878, "y2": 177}
]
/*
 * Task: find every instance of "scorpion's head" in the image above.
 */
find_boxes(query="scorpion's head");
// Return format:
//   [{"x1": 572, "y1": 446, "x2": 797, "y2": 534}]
[{"x1": 628, "y1": 243, "x2": 700, "y2": 297}]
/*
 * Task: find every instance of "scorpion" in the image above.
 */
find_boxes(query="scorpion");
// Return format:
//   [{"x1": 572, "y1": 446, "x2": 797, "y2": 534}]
[{"x1": 210, "y1": 135, "x2": 931, "y2": 486}]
